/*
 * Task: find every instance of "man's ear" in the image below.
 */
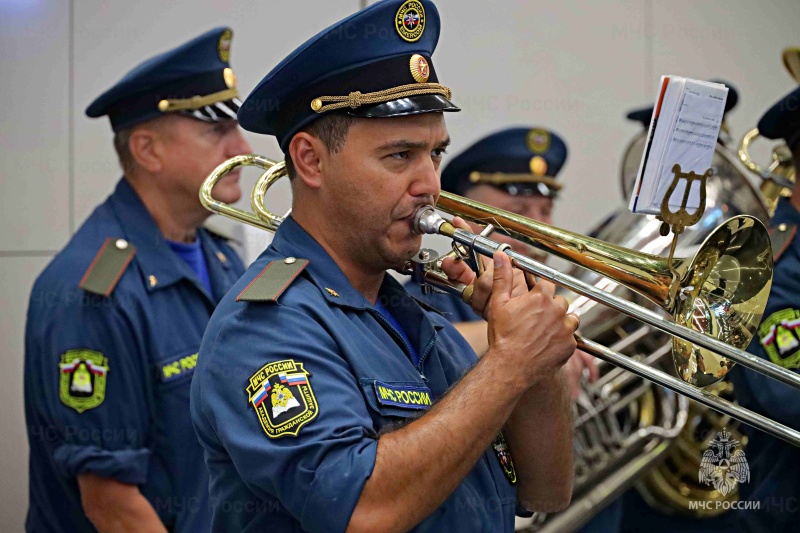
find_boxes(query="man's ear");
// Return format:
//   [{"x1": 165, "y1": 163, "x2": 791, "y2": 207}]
[
  {"x1": 289, "y1": 132, "x2": 326, "y2": 189},
  {"x1": 128, "y1": 126, "x2": 167, "y2": 173}
]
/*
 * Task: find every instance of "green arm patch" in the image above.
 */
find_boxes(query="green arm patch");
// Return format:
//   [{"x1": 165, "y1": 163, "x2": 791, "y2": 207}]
[
  {"x1": 237, "y1": 258, "x2": 309, "y2": 302},
  {"x1": 59, "y1": 349, "x2": 109, "y2": 413},
  {"x1": 758, "y1": 308, "x2": 800, "y2": 369},
  {"x1": 79, "y1": 238, "x2": 136, "y2": 297},
  {"x1": 769, "y1": 224, "x2": 796, "y2": 263}
]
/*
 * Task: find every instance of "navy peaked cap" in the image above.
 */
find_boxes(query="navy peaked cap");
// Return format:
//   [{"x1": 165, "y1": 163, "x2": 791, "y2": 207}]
[
  {"x1": 441, "y1": 127, "x2": 568, "y2": 198},
  {"x1": 86, "y1": 27, "x2": 241, "y2": 131},
  {"x1": 238, "y1": 0, "x2": 459, "y2": 152},
  {"x1": 758, "y1": 85, "x2": 800, "y2": 149}
]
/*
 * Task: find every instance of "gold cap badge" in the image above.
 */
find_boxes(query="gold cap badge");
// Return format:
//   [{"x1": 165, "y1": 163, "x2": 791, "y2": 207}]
[
  {"x1": 223, "y1": 68, "x2": 237, "y2": 89},
  {"x1": 409, "y1": 54, "x2": 430, "y2": 83},
  {"x1": 527, "y1": 128, "x2": 551, "y2": 154},
  {"x1": 530, "y1": 156, "x2": 548, "y2": 177},
  {"x1": 395, "y1": 1, "x2": 426, "y2": 43},
  {"x1": 218, "y1": 29, "x2": 232, "y2": 62}
]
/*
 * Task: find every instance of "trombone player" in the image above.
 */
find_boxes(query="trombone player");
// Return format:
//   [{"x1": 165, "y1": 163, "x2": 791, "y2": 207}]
[
  {"x1": 190, "y1": 1, "x2": 577, "y2": 531},
  {"x1": 731, "y1": 82, "x2": 800, "y2": 531}
]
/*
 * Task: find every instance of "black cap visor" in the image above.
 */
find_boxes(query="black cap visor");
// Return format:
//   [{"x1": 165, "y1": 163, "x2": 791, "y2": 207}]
[{"x1": 347, "y1": 94, "x2": 460, "y2": 119}]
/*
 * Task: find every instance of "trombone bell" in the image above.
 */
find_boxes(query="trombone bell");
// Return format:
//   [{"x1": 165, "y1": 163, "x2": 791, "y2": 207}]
[{"x1": 435, "y1": 192, "x2": 773, "y2": 387}]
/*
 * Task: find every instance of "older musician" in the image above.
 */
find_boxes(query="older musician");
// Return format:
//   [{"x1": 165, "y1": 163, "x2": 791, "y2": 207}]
[{"x1": 24, "y1": 28, "x2": 250, "y2": 532}]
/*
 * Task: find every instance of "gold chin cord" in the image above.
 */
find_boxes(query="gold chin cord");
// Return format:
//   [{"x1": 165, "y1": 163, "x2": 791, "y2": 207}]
[
  {"x1": 738, "y1": 127, "x2": 796, "y2": 216},
  {"x1": 201, "y1": 154, "x2": 800, "y2": 450}
]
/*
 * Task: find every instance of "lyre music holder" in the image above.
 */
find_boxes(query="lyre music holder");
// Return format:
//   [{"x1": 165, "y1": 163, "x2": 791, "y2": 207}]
[{"x1": 657, "y1": 163, "x2": 712, "y2": 303}]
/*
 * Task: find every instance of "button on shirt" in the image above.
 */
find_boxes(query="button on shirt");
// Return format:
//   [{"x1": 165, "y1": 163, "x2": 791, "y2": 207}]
[
  {"x1": 731, "y1": 197, "x2": 800, "y2": 531},
  {"x1": 191, "y1": 216, "x2": 518, "y2": 533},
  {"x1": 25, "y1": 178, "x2": 245, "y2": 532}
]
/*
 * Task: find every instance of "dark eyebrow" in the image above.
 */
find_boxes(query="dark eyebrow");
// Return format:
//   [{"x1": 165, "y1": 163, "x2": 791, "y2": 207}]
[{"x1": 375, "y1": 136, "x2": 452, "y2": 153}]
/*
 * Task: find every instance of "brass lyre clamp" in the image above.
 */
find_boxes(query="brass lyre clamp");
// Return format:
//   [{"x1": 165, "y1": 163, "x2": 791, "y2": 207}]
[
  {"x1": 657, "y1": 164, "x2": 712, "y2": 307},
  {"x1": 658, "y1": 164, "x2": 710, "y2": 236}
]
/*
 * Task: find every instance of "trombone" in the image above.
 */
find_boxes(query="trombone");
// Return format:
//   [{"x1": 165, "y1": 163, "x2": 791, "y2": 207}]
[{"x1": 201, "y1": 154, "x2": 800, "y2": 447}]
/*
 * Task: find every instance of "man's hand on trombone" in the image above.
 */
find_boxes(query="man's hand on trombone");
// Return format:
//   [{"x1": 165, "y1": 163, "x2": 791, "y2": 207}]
[{"x1": 440, "y1": 216, "x2": 599, "y2": 396}]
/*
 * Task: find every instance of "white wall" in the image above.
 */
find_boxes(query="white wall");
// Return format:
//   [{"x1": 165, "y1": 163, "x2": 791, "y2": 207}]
[{"x1": 1, "y1": 0, "x2": 798, "y2": 528}]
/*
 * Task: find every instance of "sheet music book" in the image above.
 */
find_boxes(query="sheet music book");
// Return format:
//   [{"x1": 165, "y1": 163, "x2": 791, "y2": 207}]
[{"x1": 628, "y1": 76, "x2": 728, "y2": 215}]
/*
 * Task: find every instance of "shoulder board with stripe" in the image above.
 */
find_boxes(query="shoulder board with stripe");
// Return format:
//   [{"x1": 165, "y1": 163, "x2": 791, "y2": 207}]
[
  {"x1": 770, "y1": 223, "x2": 797, "y2": 262},
  {"x1": 237, "y1": 258, "x2": 309, "y2": 302},
  {"x1": 79, "y1": 238, "x2": 137, "y2": 297}
]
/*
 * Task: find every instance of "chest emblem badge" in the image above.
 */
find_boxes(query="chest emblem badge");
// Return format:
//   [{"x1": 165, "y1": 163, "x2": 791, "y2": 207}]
[{"x1": 492, "y1": 432, "x2": 517, "y2": 485}]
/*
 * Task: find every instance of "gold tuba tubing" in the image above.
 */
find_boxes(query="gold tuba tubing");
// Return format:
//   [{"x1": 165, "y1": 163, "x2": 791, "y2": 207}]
[{"x1": 738, "y1": 127, "x2": 796, "y2": 216}]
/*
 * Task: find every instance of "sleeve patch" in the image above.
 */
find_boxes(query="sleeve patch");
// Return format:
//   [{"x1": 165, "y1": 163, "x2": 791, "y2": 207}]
[
  {"x1": 245, "y1": 359, "x2": 318, "y2": 438},
  {"x1": 758, "y1": 309, "x2": 800, "y2": 369},
  {"x1": 236, "y1": 258, "x2": 309, "y2": 302},
  {"x1": 59, "y1": 350, "x2": 109, "y2": 413}
]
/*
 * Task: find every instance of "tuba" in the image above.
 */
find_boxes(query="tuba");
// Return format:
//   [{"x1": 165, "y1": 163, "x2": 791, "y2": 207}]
[
  {"x1": 738, "y1": 127, "x2": 796, "y2": 216},
  {"x1": 737, "y1": 46, "x2": 799, "y2": 215}
]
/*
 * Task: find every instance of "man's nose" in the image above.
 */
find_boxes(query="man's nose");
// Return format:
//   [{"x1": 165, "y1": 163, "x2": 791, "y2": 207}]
[
  {"x1": 228, "y1": 127, "x2": 252, "y2": 156},
  {"x1": 409, "y1": 157, "x2": 440, "y2": 199}
]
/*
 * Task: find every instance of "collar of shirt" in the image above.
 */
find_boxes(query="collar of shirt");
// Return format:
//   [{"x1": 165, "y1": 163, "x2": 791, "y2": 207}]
[
  {"x1": 107, "y1": 178, "x2": 232, "y2": 297},
  {"x1": 268, "y1": 216, "x2": 444, "y2": 368},
  {"x1": 269, "y1": 215, "x2": 378, "y2": 309}
]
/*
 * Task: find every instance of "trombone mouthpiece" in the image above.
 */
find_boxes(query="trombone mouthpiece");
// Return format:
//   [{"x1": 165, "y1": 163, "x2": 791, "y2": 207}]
[{"x1": 412, "y1": 206, "x2": 445, "y2": 235}]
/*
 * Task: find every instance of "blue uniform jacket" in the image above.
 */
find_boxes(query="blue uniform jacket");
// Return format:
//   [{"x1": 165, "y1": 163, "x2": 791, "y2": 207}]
[
  {"x1": 191, "y1": 216, "x2": 518, "y2": 533},
  {"x1": 24, "y1": 178, "x2": 245, "y2": 532},
  {"x1": 730, "y1": 197, "x2": 800, "y2": 530}
]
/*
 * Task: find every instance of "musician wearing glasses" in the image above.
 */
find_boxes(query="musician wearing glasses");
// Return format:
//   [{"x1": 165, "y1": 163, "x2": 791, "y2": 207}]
[
  {"x1": 24, "y1": 28, "x2": 250, "y2": 532},
  {"x1": 190, "y1": 2, "x2": 577, "y2": 532},
  {"x1": 730, "y1": 83, "x2": 800, "y2": 531}
]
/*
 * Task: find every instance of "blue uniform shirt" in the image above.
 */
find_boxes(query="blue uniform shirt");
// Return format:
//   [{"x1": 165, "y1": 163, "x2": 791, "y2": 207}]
[
  {"x1": 167, "y1": 238, "x2": 213, "y2": 294},
  {"x1": 25, "y1": 178, "x2": 245, "y2": 532},
  {"x1": 191, "y1": 216, "x2": 518, "y2": 532},
  {"x1": 730, "y1": 197, "x2": 800, "y2": 530}
]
